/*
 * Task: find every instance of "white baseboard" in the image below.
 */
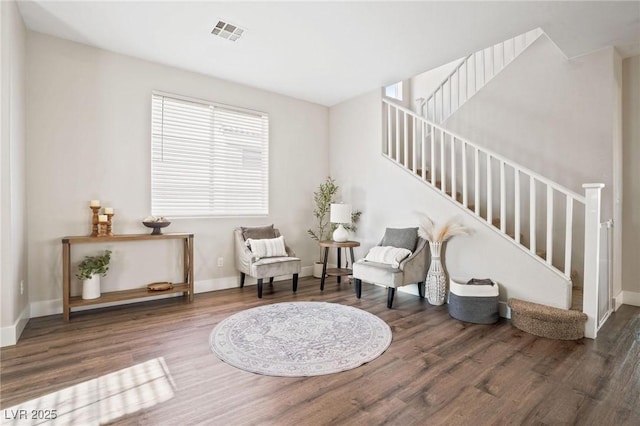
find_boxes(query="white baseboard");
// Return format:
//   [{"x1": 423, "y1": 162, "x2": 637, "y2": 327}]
[
  {"x1": 620, "y1": 290, "x2": 640, "y2": 307},
  {"x1": 30, "y1": 268, "x2": 314, "y2": 319},
  {"x1": 394, "y1": 284, "x2": 512, "y2": 318},
  {"x1": 614, "y1": 291, "x2": 624, "y2": 311},
  {"x1": 499, "y1": 301, "x2": 511, "y2": 318},
  {"x1": 0, "y1": 304, "x2": 30, "y2": 347}
]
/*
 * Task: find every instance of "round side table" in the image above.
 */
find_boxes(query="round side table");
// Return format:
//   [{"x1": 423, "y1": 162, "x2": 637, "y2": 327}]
[{"x1": 318, "y1": 240, "x2": 360, "y2": 291}]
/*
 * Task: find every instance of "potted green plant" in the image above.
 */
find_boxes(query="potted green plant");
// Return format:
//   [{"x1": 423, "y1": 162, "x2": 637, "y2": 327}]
[
  {"x1": 308, "y1": 177, "x2": 362, "y2": 277},
  {"x1": 76, "y1": 249, "x2": 111, "y2": 300}
]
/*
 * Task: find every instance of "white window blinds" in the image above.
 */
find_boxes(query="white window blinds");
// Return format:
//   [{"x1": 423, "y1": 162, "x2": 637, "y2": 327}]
[{"x1": 151, "y1": 93, "x2": 269, "y2": 217}]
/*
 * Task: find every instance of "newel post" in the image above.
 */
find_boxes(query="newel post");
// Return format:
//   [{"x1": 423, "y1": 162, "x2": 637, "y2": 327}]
[{"x1": 582, "y1": 183, "x2": 604, "y2": 339}]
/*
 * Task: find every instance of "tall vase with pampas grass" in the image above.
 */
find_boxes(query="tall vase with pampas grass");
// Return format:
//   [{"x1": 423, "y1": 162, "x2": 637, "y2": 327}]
[{"x1": 419, "y1": 215, "x2": 472, "y2": 305}]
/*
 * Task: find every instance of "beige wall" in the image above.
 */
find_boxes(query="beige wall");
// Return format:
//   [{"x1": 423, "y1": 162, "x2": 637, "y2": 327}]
[
  {"x1": 443, "y1": 35, "x2": 621, "y2": 293},
  {"x1": 1, "y1": 0, "x2": 28, "y2": 343},
  {"x1": 25, "y1": 32, "x2": 329, "y2": 312},
  {"x1": 622, "y1": 55, "x2": 640, "y2": 298},
  {"x1": 445, "y1": 35, "x2": 617, "y2": 213}
]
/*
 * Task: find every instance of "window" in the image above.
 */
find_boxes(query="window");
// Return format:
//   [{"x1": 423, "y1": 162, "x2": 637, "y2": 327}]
[
  {"x1": 384, "y1": 81, "x2": 403, "y2": 101},
  {"x1": 151, "y1": 92, "x2": 269, "y2": 217}
]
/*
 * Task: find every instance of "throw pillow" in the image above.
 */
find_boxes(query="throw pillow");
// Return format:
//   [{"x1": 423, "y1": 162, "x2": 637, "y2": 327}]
[
  {"x1": 242, "y1": 224, "x2": 276, "y2": 241},
  {"x1": 380, "y1": 227, "x2": 418, "y2": 251},
  {"x1": 364, "y1": 246, "x2": 412, "y2": 268},
  {"x1": 247, "y1": 236, "x2": 288, "y2": 260}
]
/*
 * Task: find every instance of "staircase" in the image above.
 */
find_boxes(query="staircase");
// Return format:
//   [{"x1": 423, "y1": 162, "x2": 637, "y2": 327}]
[
  {"x1": 417, "y1": 28, "x2": 543, "y2": 124},
  {"x1": 381, "y1": 30, "x2": 609, "y2": 339}
]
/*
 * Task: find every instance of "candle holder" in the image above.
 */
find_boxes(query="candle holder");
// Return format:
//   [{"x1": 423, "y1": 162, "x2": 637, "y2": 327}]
[
  {"x1": 90, "y1": 206, "x2": 101, "y2": 237},
  {"x1": 106, "y1": 213, "x2": 115, "y2": 236},
  {"x1": 97, "y1": 221, "x2": 108, "y2": 237}
]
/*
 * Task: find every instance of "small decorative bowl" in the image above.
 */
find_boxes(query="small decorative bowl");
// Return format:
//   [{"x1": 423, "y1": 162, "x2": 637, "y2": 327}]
[{"x1": 143, "y1": 221, "x2": 171, "y2": 235}]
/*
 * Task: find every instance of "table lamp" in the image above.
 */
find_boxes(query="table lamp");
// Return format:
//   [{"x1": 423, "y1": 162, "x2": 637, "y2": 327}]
[{"x1": 330, "y1": 203, "x2": 352, "y2": 242}]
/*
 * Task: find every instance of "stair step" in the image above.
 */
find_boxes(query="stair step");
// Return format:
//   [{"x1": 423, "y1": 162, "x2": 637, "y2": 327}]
[{"x1": 508, "y1": 298, "x2": 587, "y2": 340}]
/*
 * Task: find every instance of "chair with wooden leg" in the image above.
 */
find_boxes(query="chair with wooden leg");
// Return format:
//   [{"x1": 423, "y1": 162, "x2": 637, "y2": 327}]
[{"x1": 234, "y1": 225, "x2": 301, "y2": 298}]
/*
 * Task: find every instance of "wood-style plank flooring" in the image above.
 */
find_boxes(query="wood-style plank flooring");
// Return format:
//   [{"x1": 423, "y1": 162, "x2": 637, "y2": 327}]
[{"x1": 1, "y1": 277, "x2": 639, "y2": 425}]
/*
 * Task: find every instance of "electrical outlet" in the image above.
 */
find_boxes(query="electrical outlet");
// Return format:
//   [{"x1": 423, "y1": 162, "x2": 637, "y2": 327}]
[
  {"x1": 20, "y1": 280, "x2": 24, "y2": 295},
  {"x1": 217, "y1": 257, "x2": 224, "y2": 267}
]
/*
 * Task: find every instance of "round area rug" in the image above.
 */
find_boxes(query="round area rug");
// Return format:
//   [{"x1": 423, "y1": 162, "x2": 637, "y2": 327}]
[{"x1": 210, "y1": 302, "x2": 392, "y2": 377}]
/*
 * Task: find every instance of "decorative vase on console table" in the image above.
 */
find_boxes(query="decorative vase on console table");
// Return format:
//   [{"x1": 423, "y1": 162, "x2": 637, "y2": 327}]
[
  {"x1": 82, "y1": 274, "x2": 101, "y2": 300},
  {"x1": 76, "y1": 249, "x2": 112, "y2": 300}
]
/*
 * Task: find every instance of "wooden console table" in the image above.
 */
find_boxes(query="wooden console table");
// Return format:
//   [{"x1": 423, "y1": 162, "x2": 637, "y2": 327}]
[
  {"x1": 61, "y1": 233, "x2": 194, "y2": 321},
  {"x1": 319, "y1": 240, "x2": 360, "y2": 291}
]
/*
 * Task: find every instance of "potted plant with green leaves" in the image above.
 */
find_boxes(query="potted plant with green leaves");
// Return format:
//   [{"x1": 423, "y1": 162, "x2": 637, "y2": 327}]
[
  {"x1": 308, "y1": 177, "x2": 362, "y2": 277},
  {"x1": 76, "y1": 249, "x2": 112, "y2": 300}
]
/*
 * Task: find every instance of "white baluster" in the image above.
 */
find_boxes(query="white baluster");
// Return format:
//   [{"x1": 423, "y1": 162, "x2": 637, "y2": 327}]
[
  {"x1": 395, "y1": 107, "x2": 400, "y2": 161},
  {"x1": 487, "y1": 154, "x2": 492, "y2": 224},
  {"x1": 546, "y1": 186, "x2": 553, "y2": 265},
  {"x1": 440, "y1": 129, "x2": 446, "y2": 192},
  {"x1": 457, "y1": 67, "x2": 461, "y2": 107},
  {"x1": 463, "y1": 61, "x2": 468, "y2": 103},
  {"x1": 564, "y1": 195, "x2": 573, "y2": 277},
  {"x1": 387, "y1": 103, "x2": 392, "y2": 157},
  {"x1": 421, "y1": 121, "x2": 427, "y2": 180},
  {"x1": 451, "y1": 136, "x2": 457, "y2": 200},
  {"x1": 472, "y1": 53, "x2": 477, "y2": 97},
  {"x1": 412, "y1": 116, "x2": 417, "y2": 173},
  {"x1": 448, "y1": 77, "x2": 452, "y2": 118},
  {"x1": 480, "y1": 49, "x2": 485, "y2": 88},
  {"x1": 514, "y1": 170, "x2": 521, "y2": 243},
  {"x1": 493, "y1": 44, "x2": 498, "y2": 75},
  {"x1": 430, "y1": 124, "x2": 436, "y2": 185},
  {"x1": 530, "y1": 177, "x2": 536, "y2": 254},
  {"x1": 500, "y1": 161, "x2": 506, "y2": 232},
  {"x1": 462, "y1": 142, "x2": 468, "y2": 208},
  {"x1": 404, "y1": 112, "x2": 408, "y2": 167},
  {"x1": 474, "y1": 147, "x2": 480, "y2": 215}
]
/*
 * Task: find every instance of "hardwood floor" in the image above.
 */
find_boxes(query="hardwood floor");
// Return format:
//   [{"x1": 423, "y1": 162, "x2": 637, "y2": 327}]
[{"x1": 1, "y1": 277, "x2": 639, "y2": 425}]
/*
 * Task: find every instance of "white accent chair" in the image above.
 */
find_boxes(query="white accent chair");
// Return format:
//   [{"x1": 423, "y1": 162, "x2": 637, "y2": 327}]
[
  {"x1": 234, "y1": 227, "x2": 301, "y2": 298},
  {"x1": 352, "y1": 228, "x2": 430, "y2": 308}
]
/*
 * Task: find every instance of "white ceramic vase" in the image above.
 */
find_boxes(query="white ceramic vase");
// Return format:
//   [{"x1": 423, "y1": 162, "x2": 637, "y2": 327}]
[
  {"x1": 82, "y1": 274, "x2": 101, "y2": 300},
  {"x1": 426, "y1": 241, "x2": 448, "y2": 305}
]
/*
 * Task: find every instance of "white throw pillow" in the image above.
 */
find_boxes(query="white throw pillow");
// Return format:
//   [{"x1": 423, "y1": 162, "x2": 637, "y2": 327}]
[
  {"x1": 364, "y1": 246, "x2": 412, "y2": 268},
  {"x1": 247, "y1": 236, "x2": 288, "y2": 260}
]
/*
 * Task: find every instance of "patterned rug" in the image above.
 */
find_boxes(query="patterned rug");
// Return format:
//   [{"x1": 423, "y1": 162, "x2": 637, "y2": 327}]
[{"x1": 210, "y1": 302, "x2": 392, "y2": 377}]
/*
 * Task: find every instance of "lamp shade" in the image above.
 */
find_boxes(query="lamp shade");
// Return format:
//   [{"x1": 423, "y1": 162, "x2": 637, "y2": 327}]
[{"x1": 330, "y1": 203, "x2": 352, "y2": 224}]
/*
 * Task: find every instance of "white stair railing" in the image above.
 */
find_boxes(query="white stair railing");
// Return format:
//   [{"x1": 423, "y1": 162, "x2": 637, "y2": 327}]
[
  {"x1": 422, "y1": 28, "x2": 543, "y2": 124},
  {"x1": 382, "y1": 99, "x2": 604, "y2": 337}
]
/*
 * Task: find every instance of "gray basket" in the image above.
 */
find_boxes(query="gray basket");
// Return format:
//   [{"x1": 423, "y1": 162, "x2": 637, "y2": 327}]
[{"x1": 449, "y1": 278, "x2": 499, "y2": 324}]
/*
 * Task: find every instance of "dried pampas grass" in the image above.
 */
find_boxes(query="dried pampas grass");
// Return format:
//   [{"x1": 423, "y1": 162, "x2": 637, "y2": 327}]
[{"x1": 419, "y1": 214, "x2": 473, "y2": 242}]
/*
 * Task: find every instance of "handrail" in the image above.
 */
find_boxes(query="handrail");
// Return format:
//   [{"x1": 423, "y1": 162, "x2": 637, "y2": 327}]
[
  {"x1": 424, "y1": 54, "x2": 471, "y2": 105},
  {"x1": 383, "y1": 98, "x2": 585, "y2": 203}
]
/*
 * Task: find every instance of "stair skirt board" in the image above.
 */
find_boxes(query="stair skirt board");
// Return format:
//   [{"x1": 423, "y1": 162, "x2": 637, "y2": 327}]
[{"x1": 508, "y1": 298, "x2": 587, "y2": 340}]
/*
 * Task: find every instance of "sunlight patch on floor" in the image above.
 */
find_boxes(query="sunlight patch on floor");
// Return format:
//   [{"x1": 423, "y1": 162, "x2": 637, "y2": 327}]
[{"x1": 2, "y1": 357, "x2": 175, "y2": 425}]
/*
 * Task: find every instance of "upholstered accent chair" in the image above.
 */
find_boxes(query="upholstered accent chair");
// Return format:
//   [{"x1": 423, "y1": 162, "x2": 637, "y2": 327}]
[
  {"x1": 234, "y1": 225, "x2": 301, "y2": 298},
  {"x1": 352, "y1": 227, "x2": 430, "y2": 308}
]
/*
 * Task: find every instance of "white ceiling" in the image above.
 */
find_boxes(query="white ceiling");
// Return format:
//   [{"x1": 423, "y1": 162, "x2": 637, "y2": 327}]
[{"x1": 16, "y1": 1, "x2": 640, "y2": 106}]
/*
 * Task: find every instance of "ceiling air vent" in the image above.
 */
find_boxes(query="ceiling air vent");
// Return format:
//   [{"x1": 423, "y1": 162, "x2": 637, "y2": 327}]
[{"x1": 211, "y1": 20, "x2": 244, "y2": 42}]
